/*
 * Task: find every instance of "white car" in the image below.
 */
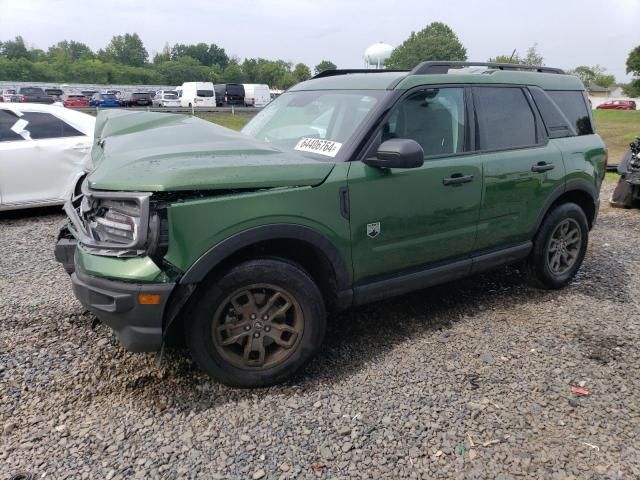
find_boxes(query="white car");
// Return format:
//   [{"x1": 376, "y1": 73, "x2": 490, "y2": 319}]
[
  {"x1": 0, "y1": 103, "x2": 95, "y2": 211},
  {"x1": 153, "y1": 90, "x2": 181, "y2": 107},
  {"x1": 1, "y1": 88, "x2": 17, "y2": 102}
]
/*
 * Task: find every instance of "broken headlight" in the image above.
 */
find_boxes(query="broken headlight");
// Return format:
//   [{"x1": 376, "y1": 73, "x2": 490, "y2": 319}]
[{"x1": 91, "y1": 199, "x2": 140, "y2": 244}]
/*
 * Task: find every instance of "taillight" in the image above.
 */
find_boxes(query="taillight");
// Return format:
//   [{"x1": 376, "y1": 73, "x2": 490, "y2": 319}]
[
  {"x1": 19, "y1": 95, "x2": 26, "y2": 102},
  {"x1": 224, "y1": 95, "x2": 228, "y2": 102}
]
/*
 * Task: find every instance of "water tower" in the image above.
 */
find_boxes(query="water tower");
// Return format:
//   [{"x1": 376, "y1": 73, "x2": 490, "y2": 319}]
[{"x1": 364, "y1": 42, "x2": 394, "y2": 69}]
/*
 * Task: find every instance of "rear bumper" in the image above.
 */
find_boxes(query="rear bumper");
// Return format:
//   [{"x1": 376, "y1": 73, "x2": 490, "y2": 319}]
[{"x1": 71, "y1": 267, "x2": 174, "y2": 352}]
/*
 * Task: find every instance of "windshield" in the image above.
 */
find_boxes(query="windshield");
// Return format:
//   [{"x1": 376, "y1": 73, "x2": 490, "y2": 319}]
[{"x1": 241, "y1": 90, "x2": 384, "y2": 160}]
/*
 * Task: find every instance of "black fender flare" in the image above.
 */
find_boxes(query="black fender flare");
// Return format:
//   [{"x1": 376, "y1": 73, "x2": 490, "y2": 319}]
[
  {"x1": 531, "y1": 178, "x2": 598, "y2": 236},
  {"x1": 178, "y1": 223, "x2": 351, "y2": 290}
]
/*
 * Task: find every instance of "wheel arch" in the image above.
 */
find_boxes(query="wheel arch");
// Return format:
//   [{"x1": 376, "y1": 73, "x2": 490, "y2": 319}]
[
  {"x1": 178, "y1": 224, "x2": 352, "y2": 309},
  {"x1": 533, "y1": 179, "x2": 598, "y2": 235}
]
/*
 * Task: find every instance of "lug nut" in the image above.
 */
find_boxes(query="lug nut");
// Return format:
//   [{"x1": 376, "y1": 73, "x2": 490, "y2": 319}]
[
  {"x1": 264, "y1": 326, "x2": 271, "y2": 332},
  {"x1": 244, "y1": 325, "x2": 251, "y2": 331},
  {"x1": 253, "y1": 332, "x2": 260, "y2": 338},
  {"x1": 262, "y1": 315, "x2": 268, "y2": 320},
  {"x1": 250, "y1": 314, "x2": 257, "y2": 320}
]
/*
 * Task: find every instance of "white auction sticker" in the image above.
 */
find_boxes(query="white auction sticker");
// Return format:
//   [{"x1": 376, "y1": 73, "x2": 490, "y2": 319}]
[{"x1": 294, "y1": 137, "x2": 342, "y2": 158}]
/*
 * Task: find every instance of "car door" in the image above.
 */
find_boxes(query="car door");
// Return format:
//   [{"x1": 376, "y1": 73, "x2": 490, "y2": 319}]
[
  {"x1": 471, "y1": 86, "x2": 565, "y2": 251},
  {"x1": 348, "y1": 87, "x2": 483, "y2": 284},
  {"x1": 0, "y1": 110, "x2": 89, "y2": 206}
]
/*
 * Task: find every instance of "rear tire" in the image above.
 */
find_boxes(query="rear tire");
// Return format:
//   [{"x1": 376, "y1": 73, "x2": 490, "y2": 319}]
[
  {"x1": 525, "y1": 202, "x2": 589, "y2": 289},
  {"x1": 186, "y1": 259, "x2": 326, "y2": 388}
]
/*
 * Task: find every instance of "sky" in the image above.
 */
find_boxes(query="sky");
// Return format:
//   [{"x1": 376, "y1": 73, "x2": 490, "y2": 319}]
[{"x1": 0, "y1": 0, "x2": 638, "y2": 81}]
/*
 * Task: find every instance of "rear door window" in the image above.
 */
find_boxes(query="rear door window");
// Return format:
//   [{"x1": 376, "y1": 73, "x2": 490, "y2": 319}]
[
  {"x1": 0, "y1": 110, "x2": 25, "y2": 142},
  {"x1": 529, "y1": 87, "x2": 573, "y2": 138},
  {"x1": 473, "y1": 87, "x2": 537, "y2": 150},
  {"x1": 19, "y1": 112, "x2": 83, "y2": 139},
  {"x1": 546, "y1": 91, "x2": 593, "y2": 135}
]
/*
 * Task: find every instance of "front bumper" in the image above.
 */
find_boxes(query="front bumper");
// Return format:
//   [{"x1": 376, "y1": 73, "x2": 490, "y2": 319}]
[{"x1": 71, "y1": 267, "x2": 174, "y2": 352}]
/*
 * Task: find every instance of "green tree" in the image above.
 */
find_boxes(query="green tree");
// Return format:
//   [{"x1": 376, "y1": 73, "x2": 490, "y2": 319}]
[
  {"x1": 47, "y1": 40, "x2": 94, "y2": 61},
  {"x1": 153, "y1": 43, "x2": 172, "y2": 65},
  {"x1": 386, "y1": 22, "x2": 466, "y2": 70},
  {"x1": 522, "y1": 44, "x2": 543, "y2": 66},
  {"x1": 569, "y1": 65, "x2": 615, "y2": 88},
  {"x1": 626, "y1": 45, "x2": 640, "y2": 76},
  {"x1": 222, "y1": 63, "x2": 244, "y2": 83},
  {"x1": 0, "y1": 36, "x2": 31, "y2": 60},
  {"x1": 314, "y1": 60, "x2": 337, "y2": 75},
  {"x1": 489, "y1": 44, "x2": 543, "y2": 66},
  {"x1": 154, "y1": 56, "x2": 209, "y2": 85},
  {"x1": 102, "y1": 33, "x2": 148, "y2": 67},
  {"x1": 623, "y1": 46, "x2": 640, "y2": 97},
  {"x1": 292, "y1": 63, "x2": 311, "y2": 82},
  {"x1": 171, "y1": 42, "x2": 229, "y2": 67}
]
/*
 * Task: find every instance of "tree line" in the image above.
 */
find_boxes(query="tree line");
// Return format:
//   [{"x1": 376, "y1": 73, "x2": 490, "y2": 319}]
[
  {"x1": 0, "y1": 34, "x2": 337, "y2": 88},
  {"x1": 1, "y1": 26, "x2": 636, "y2": 94}
]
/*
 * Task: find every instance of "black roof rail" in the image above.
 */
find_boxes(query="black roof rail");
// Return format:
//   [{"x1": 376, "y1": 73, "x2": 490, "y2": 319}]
[
  {"x1": 312, "y1": 68, "x2": 408, "y2": 79},
  {"x1": 411, "y1": 61, "x2": 565, "y2": 75}
]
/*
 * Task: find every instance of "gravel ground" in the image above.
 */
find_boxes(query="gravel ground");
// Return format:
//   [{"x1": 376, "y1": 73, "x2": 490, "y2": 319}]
[{"x1": 1, "y1": 181, "x2": 639, "y2": 479}]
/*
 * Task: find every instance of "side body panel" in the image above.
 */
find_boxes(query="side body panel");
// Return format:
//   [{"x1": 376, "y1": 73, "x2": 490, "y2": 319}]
[
  {"x1": 474, "y1": 143, "x2": 565, "y2": 250},
  {"x1": 347, "y1": 157, "x2": 482, "y2": 283},
  {"x1": 164, "y1": 163, "x2": 352, "y2": 282}
]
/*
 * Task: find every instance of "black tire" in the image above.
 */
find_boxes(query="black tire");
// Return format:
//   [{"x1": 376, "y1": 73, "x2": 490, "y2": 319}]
[
  {"x1": 186, "y1": 259, "x2": 326, "y2": 388},
  {"x1": 525, "y1": 202, "x2": 589, "y2": 289}
]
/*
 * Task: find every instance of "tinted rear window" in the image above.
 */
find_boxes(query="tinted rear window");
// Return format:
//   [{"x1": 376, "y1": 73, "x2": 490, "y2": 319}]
[
  {"x1": 20, "y1": 87, "x2": 45, "y2": 95},
  {"x1": 547, "y1": 91, "x2": 593, "y2": 135},
  {"x1": 529, "y1": 87, "x2": 573, "y2": 138},
  {"x1": 473, "y1": 87, "x2": 537, "y2": 150},
  {"x1": 0, "y1": 110, "x2": 24, "y2": 141},
  {"x1": 197, "y1": 90, "x2": 214, "y2": 97},
  {"x1": 226, "y1": 84, "x2": 244, "y2": 95},
  {"x1": 131, "y1": 93, "x2": 150, "y2": 99},
  {"x1": 19, "y1": 112, "x2": 83, "y2": 139},
  {"x1": 45, "y1": 89, "x2": 63, "y2": 95},
  {"x1": 101, "y1": 94, "x2": 117, "y2": 99}
]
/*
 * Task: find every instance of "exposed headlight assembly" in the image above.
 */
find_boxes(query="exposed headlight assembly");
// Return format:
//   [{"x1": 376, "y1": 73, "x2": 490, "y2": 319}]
[{"x1": 64, "y1": 181, "x2": 154, "y2": 257}]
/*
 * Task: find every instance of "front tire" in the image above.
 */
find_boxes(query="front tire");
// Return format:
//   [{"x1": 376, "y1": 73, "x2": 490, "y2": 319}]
[
  {"x1": 525, "y1": 202, "x2": 589, "y2": 289},
  {"x1": 186, "y1": 259, "x2": 326, "y2": 388}
]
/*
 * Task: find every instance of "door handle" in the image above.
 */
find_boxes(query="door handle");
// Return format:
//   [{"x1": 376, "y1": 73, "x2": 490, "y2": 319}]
[
  {"x1": 531, "y1": 162, "x2": 555, "y2": 173},
  {"x1": 443, "y1": 174, "x2": 474, "y2": 186}
]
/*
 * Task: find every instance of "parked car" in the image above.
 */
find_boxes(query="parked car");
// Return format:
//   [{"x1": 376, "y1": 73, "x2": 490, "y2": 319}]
[
  {"x1": 1, "y1": 89, "x2": 17, "y2": 102},
  {"x1": 243, "y1": 84, "x2": 271, "y2": 107},
  {"x1": 596, "y1": 100, "x2": 637, "y2": 110},
  {"x1": 89, "y1": 93, "x2": 120, "y2": 108},
  {"x1": 179, "y1": 82, "x2": 216, "y2": 107},
  {"x1": 214, "y1": 83, "x2": 245, "y2": 106},
  {"x1": 16, "y1": 87, "x2": 54, "y2": 104},
  {"x1": 55, "y1": 61, "x2": 606, "y2": 388},
  {"x1": 45, "y1": 88, "x2": 64, "y2": 102},
  {"x1": 63, "y1": 94, "x2": 90, "y2": 108},
  {"x1": 0, "y1": 103, "x2": 94, "y2": 211},
  {"x1": 81, "y1": 90, "x2": 98, "y2": 99},
  {"x1": 127, "y1": 92, "x2": 153, "y2": 107},
  {"x1": 153, "y1": 90, "x2": 181, "y2": 107}
]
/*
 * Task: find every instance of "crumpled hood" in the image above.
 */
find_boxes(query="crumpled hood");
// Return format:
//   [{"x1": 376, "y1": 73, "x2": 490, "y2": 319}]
[{"x1": 87, "y1": 110, "x2": 335, "y2": 192}]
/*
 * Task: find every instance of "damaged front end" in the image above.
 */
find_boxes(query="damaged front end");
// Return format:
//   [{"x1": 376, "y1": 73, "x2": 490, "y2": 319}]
[
  {"x1": 610, "y1": 137, "x2": 640, "y2": 208},
  {"x1": 54, "y1": 179, "x2": 168, "y2": 274}
]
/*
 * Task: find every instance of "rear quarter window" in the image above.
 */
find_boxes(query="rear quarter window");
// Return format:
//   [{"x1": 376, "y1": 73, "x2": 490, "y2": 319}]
[
  {"x1": 0, "y1": 110, "x2": 25, "y2": 142},
  {"x1": 20, "y1": 112, "x2": 83, "y2": 139},
  {"x1": 546, "y1": 91, "x2": 593, "y2": 135}
]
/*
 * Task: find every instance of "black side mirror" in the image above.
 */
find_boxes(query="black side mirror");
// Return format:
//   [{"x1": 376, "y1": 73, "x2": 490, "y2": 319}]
[{"x1": 364, "y1": 139, "x2": 424, "y2": 169}]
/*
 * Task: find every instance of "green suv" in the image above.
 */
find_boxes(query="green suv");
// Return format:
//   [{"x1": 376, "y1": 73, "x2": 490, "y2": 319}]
[{"x1": 55, "y1": 62, "x2": 606, "y2": 387}]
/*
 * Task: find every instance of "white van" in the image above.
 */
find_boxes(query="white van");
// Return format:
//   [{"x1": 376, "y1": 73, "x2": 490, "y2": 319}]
[
  {"x1": 179, "y1": 82, "x2": 216, "y2": 107},
  {"x1": 242, "y1": 84, "x2": 271, "y2": 107}
]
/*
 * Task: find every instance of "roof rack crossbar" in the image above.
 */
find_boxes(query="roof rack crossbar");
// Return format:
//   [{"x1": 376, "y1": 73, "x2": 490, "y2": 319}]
[
  {"x1": 312, "y1": 69, "x2": 408, "y2": 79},
  {"x1": 411, "y1": 61, "x2": 565, "y2": 75}
]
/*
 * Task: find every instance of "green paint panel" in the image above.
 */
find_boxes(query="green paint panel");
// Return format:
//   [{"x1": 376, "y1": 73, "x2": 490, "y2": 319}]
[{"x1": 76, "y1": 247, "x2": 165, "y2": 283}]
